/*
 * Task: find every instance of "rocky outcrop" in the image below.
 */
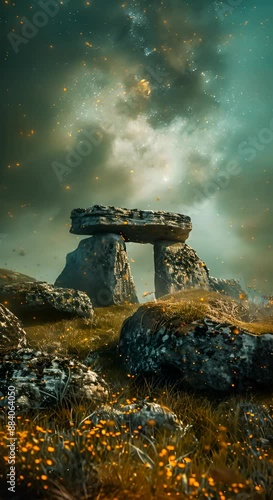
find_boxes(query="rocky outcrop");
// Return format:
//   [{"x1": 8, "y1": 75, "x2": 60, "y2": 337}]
[
  {"x1": 87, "y1": 401, "x2": 189, "y2": 436},
  {"x1": 118, "y1": 296, "x2": 273, "y2": 393},
  {"x1": 0, "y1": 304, "x2": 27, "y2": 353},
  {"x1": 0, "y1": 282, "x2": 93, "y2": 323},
  {"x1": 0, "y1": 348, "x2": 108, "y2": 410},
  {"x1": 55, "y1": 234, "x2": 138, "y2": 307},
  {"x1": 70, "y1": 205, "x2": 192, "y2": 243},
  {"x1": 209, "y1": 277, "x2": 246, "y2": 300},
  {"x1": 154, "y1": 242, "x2": 210, "y2": 299},
  {"x1": 0, "y1": 269, "x2": 36, "y2": 286}
]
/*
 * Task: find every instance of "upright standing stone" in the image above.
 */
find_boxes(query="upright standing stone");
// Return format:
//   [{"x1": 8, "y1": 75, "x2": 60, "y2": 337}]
[
  {"x1": 154, "y1": 241, "x2": 210, "y2": 299},
  {"x1": 55, "y1": 233, "x2": 138, "y2": 307}
]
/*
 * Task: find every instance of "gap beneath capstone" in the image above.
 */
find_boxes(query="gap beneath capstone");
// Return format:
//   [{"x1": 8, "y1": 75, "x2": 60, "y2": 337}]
[{"x1": 125, "y1": 242, "x2": 155, "y2": 303}]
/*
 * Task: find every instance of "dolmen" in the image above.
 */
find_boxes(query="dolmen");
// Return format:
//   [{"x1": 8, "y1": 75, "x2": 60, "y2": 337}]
[{"x1": 55, "y1": 205, "x2": 245, "y2": 306}]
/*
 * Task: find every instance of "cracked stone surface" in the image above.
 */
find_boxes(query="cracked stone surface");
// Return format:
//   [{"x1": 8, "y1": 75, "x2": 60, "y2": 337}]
[
  {"x1": 70, "y1": 205, "x2": 192, "y2": 243},
  {"x1": 55, "y1": 234, "x2": 138, "y2": 307}
]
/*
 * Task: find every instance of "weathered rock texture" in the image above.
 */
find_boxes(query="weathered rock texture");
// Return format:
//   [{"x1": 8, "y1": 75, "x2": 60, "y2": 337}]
[
  {"x1": 0, "y1": 268, "x2": 36, "y2": 286},
  {"x1": 89, "y1": 401, "x2": 188, "y2": 436},
  {"x1": 55, "y1": 234, "x2": 138, "y2": 307},
  {"x1": 0, "y1": 282, "x2": 93, "y2": 323},
  {"x1": 118, "y1": 296, "x2": 273, "y2": 393},
  {"x1": 70, "y1": 205, "x2": 192, "y2": 243},
  {"x1": 154, "y1": 242, "x2": 210, "y2": 299},
  {"x1": 0, "y1": 304, "x2": 27, "y2": 353},
  {"x1": 209, "y1": 277, "x2": 246, "y2": 300},
  {"x1": 0, "y1": 348, "x2": 108, "y2": 410}
]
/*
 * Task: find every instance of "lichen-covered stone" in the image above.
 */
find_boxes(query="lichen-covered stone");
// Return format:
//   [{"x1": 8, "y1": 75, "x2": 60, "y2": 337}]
[
  {"x1": 0, "y1": 282, "x2": 93, "y2": 323},
  {"x1": 88, "y1": 401, "x2": 189, "y2": 435},
  {"x1": 154, "y1": 242, "x2": 210, "y2": 299},
  {"x1": 118, "y1": 300, "x2": 273, "y2": 393},
  {"x1": 209, "y1": 277, "x2": 246, "y2": 300},
  {"x1": 70, "y1": 205, "x2": 192, "y2": 243},
  {"x1": 55, "y1": 234, "x2": 138, "y2": 307},
  {"x1": 0, "y1": 303, "x2": 27, "y2": 353},
  {"x1": 0, "y1": 348, "x2": 108, "y2": 409}
]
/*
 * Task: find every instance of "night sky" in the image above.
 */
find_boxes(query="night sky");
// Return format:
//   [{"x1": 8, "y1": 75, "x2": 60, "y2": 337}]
[{"x1": 1, "y1": 0, "x2": 273, "y2": 299}]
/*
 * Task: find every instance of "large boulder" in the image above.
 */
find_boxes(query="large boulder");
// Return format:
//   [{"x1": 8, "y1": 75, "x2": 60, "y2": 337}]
[
  {"x1": 70, "y1": 205, "x2": 192, "y2": 243},
  {"x1": 0, "y1": 304, "x2": 27, "y2": 353},
  {"x1": 0, "y1": 282, "x2": 93, "y2": 323},
  {"x1": 118, "y1": 291, "x2": 273, "y2": 393},
  {"x1": 154, "y1": 242, "x2": 210, "y2": 299},
  {"x1": 0, "y1": 348, "x2": 108, "y2": 410},
  {"x1": 55, "y1": 234, "x2": 138, "y2": 307}
]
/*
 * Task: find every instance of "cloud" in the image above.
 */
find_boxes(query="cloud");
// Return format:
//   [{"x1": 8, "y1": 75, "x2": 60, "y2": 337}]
[{"x1": 1, "y1": 0, "x2": 273, "y2": 296}]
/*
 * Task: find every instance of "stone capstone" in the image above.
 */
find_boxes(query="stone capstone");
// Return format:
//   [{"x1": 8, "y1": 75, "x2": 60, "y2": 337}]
[
  {"x1": 0, "y1": 303, "x2": 27, "y2": 353},
  {"x1": 118, "y1": 304, "x2": 273, "y2": 393},
  {"x1": 0, "y1": 282, "x2": 93, "y2": 323},
  {"x1": 70, "y1": 205, "x2": 192, "y2": 243},
  {"x1": 154, "y1": 242, "x2": 210, "y2": 299},
  {"x1": 55, "y1": 234, "x2": 139, "y2": 307},
  {"x1": 0, "y1": 348, "x2": 108, "y2": 410}
]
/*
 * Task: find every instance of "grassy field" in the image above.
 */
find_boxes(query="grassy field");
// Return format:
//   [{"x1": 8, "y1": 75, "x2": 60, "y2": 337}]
[{"x1": 0, "y1": 291, "x2": 273, "y2": 499}]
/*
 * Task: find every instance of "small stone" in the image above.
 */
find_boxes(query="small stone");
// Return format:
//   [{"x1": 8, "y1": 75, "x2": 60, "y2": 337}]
[{"x1": 89, "y1": 401, "x2": 188, "y2": 435}]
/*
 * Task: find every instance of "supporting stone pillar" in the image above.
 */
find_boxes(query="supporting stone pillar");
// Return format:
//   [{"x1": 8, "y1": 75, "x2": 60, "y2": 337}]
[
  {"x1": 154, "y1": 241, "x2": 210, "y2": 299},
  {"x1": 55, "y1": 233, "x2": 138, "y2": 307}
]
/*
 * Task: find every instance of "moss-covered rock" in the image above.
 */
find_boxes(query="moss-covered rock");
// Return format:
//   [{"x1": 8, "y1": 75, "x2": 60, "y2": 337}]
[{"x1": 118, "y1": 290, "x2": 273, "y2": 393}]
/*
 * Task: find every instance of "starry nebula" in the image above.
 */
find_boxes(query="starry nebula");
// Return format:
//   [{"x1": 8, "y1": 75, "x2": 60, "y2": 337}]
[{"x1": 1, "y1": 0, "x2": 273, "y2": 297}]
